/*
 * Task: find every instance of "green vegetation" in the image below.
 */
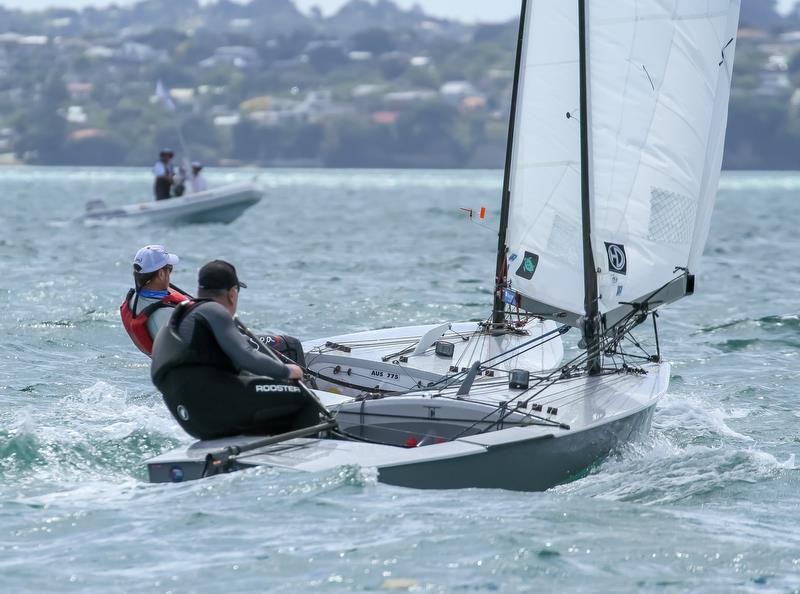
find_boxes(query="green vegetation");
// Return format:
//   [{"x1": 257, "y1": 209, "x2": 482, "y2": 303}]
[{"x1": 0, "y1": 0, "x2": 796, "y2": 169}]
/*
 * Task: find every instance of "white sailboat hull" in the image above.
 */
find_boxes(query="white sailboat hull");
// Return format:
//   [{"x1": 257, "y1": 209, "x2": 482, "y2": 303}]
[
  {"x1": 303, "y1": 320, "x2": 564, "y2": 396},
  {"x1": 146, "y1": 362, "x2": 668, "y2": 491},
  {"x1": 78, "y1": 181, "x2": 262, "y2": 225}
]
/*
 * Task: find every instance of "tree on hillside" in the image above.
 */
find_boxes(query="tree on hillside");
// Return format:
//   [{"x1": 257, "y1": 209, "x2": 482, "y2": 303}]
[
  {"x1": 351, "y1": 28, "x2": 396, "y2": 54},
  {"x1": 394, "y1": 100, "x2": 464, "y2": 161},
  {"x1": 321, "y1": 117, "x2": 393, "y2": 167},
  {"x1": 13, "y1": 73, "x2": 68, "y2": 164},
  {"x1": 61, "y1": 133, "x2": 126, "y2": 166}
]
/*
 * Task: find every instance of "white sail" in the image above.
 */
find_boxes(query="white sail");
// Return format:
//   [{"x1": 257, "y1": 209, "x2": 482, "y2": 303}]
[
  {"x1": 589, "y1": 0, "x2": 741, "y2": 319},
  {"x1": 504, "y1": 1, "x2": 584, "y2": 320},
  {"x1": 503, "y1": 0, "x2": 740, "y2": 325}
]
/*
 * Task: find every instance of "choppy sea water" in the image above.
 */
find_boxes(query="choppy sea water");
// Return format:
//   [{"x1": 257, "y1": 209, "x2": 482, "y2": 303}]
[{"x1": 0, "y1": 167, "x2": 798, "y2": 593}]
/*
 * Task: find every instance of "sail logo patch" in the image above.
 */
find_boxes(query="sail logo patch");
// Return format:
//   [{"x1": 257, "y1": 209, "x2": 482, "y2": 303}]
[
  {"x1": 605, "y1": 243, "x2": 627, "y2": 275},
  {"x1": 515, "y1": 251, "x2": 539, "y2": 280}
]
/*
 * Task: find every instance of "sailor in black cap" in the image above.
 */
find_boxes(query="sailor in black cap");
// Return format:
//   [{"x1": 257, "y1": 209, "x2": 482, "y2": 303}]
[
  {"x1": 153, "y1": 148, "x2": 175, "y2": 200},
  {"x1": 150, "y1": 260, "x2": 318, "y2": 440}
]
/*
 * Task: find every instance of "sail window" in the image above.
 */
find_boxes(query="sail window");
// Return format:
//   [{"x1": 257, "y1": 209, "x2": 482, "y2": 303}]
[{"x1": 647, "y1": 187, "x2": 697, "y2": 244}]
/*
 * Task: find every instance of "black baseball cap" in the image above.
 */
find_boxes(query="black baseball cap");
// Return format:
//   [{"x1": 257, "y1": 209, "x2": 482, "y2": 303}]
[{"x1": 198, "y1": 260, "x2": 247, "y2": 290}]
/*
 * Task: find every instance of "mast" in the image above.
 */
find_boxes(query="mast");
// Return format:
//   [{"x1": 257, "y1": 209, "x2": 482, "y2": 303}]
[
  {"x1": 578, "y1": 0, "x2": 601, "y2": 374},
  {"x1": 492, "y1": 0, "x2": 529, "y2": 326}
]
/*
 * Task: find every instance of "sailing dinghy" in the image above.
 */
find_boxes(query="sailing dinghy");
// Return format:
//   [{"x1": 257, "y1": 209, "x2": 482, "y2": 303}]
[
  {"x1": 79, "y1": 180, "x2": 262, "y2": 225},
  {"x1": 147, "y1": 0, "x2": 741, "y2": 490}
]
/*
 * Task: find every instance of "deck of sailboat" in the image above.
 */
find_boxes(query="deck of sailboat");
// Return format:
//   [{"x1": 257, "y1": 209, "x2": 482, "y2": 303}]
[
  {"x1": 303, "y1": 320, "x2": 564, "y2": 394},
  {"x1": 147, "y1": 362, "x2": 669, "y2": 490}
]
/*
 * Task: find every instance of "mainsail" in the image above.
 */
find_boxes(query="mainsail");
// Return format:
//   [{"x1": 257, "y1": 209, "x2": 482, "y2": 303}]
[{"x1": 499, "y1": 0, "x2": 741, "y2": 330}]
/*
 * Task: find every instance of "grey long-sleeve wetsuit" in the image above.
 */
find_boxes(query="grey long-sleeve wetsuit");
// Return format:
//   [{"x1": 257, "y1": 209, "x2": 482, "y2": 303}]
[{"x1": 177, "y1": 301, "x2": 290, "y2": 380}]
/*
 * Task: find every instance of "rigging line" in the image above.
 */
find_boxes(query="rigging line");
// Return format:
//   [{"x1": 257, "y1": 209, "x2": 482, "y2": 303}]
[
  {"x1": 480, "y1": 335, "x2": 649, "y2": 430},
  {"x1": 468, "y1": 218, "x2": 499, "y2": 234},
  {"x1": 319, "y1": 336, "x2": 426, "y2": 348},
  {"x1": 431, "y1": 326, "x2": 568, "y2": 395},
  {"x1": 463, "y1": 370, "x2": 597, "y2": 410},
  {"x1": 477, "y1": 335, "x2": 560, "y2": 374},
  {"x1": 432, "y1": 321, "x2": 570, "y2": 395},
  {"x1": 622, "y1": 333, "x2": 652, "y2": 359},
  {"x1": 614, "y1": 352, "x2": 651, "y2": 363},
  {"x1": 519, "y1": 373, "x2": 633, "y2": 411},
  {"x1": 448, "y1": 347, "x2": 591, "y2": 438},
  {"x1": 334, "y1": 328, "x2": 481, "y2": 349},
  {"x1": 324, "y1": 338, "x2": 418, "y2": 350},
  {"x1": 444, "y1": 329, "x2": 483, "y2": 369},
  {"x1": 509, "y1": 373, "x2": 635, "y2": 421},
  {"x1": 461, "y1": 331, "x2": 483, "y2": 369},
  {"x1": 233, "y1": 425, "x2": 401, "y2": 457},
  {"x1": 527, "y1": 371, "x2": 634, "y2": 408},
  {"x1": 536, "y1": 373, "x2": 638, "y2": 413},
  {"x1": 335, "y1": 409, "x2": 530, "y2": 426},
  {"x1": 476, "y1": 325, "x2": 569, "y2": 368},
  {"x1": 449, "y1": 326, "x2": 473, "y2": 342}
]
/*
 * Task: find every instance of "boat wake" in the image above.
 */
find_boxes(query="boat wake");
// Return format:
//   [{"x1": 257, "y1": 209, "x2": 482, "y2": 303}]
[
  {"x1": 0, "y1": 381, "x2": 184, "y2": 486},
  {"x1": 554, "y1": 394, "x2": 795, "y2": 505}
]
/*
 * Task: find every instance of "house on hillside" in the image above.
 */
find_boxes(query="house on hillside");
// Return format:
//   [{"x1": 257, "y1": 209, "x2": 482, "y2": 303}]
[
  {"x1": 67, "y1": 82, "x2": 93, "y2": 102},
  {"x1": 200, "y1": 46, "x2": 260, "y2": 69}
]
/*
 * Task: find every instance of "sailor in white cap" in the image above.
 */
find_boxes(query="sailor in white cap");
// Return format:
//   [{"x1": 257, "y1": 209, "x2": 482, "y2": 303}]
[
  {"x1": 120, "y1": 245, "x2": 191, "y2": 356},
  {"x1": 189, "y1": 161, "x2": 208, "y2": 194}
]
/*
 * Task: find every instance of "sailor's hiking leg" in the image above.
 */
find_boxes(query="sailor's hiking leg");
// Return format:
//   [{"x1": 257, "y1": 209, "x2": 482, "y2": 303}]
[{"x1": 158, "y1": 366, "x2": 321, "y2": 440}]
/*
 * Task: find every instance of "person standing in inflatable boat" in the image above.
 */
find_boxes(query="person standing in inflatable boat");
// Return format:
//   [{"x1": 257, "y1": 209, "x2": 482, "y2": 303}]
[
  {"x1": 120, "y1": 245, "x2": 191, "y2": 356},
  {"x1": 149, "y1": 260, "x2": 318, "y2": 440}
]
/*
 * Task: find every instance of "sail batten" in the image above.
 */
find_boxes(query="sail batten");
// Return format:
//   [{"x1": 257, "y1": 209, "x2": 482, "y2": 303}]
[{"x1": 500, "y1": 0, "x2": 741, "y2": 327}]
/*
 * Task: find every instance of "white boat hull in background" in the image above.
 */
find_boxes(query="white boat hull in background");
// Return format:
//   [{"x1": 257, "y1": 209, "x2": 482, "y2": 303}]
[
  {"x1": 78, "y1": 181, "x2": 262, "y2": 225},
  {"x1": 303, "y1": 319, "x2": 565, "y2": 396}
]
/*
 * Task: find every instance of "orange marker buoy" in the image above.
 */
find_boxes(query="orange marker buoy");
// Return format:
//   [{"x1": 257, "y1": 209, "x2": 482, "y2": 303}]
[{"x1": 479, "y1": 207, "x2": 486, "y2": 219}]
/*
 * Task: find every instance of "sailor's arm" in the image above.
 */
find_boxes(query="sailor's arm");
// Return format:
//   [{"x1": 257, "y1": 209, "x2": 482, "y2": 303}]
[
  {"x1": 146, "y1": 307, "x2": 173, "y2": 341},
  {"x1": 201, "y1": 303, "x2": 293, "y2": 379}
]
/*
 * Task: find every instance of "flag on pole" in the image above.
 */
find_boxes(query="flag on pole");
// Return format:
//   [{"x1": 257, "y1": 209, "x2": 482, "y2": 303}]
[{"x1": 155, "y1": 80, "x2": 176, "y2": 111}]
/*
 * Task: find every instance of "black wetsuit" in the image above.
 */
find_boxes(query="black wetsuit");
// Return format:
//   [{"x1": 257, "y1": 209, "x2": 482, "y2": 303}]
[
  {"x1": 150, "y1": 301, "x2": 319, "y2": 440},
  {"x1": 154, "y1": 161, "x2": 173, "y2": 201}
]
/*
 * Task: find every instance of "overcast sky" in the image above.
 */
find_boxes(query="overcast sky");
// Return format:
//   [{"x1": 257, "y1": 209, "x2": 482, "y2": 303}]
[{"x1": 0, "y1": 0, "x2": 523, "y2": 22}]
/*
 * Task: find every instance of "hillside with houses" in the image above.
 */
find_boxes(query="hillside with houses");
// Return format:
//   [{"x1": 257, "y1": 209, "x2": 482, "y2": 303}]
[{"x1": 0, "y1": 0, "x2": 797, "y2": 169}]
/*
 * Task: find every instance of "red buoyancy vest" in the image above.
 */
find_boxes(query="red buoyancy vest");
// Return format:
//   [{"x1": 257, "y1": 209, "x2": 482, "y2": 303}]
[{"x1": 120, "y1": 289, "x2": 190, "y2": 356}]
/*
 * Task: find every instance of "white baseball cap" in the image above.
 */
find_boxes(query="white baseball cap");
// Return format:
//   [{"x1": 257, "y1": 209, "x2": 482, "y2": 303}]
[{"x1": 133, "y1": 245, "x2": 179, "y2": 274}]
